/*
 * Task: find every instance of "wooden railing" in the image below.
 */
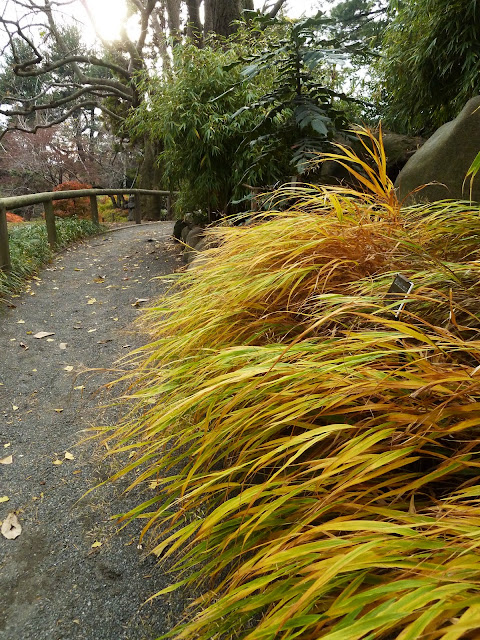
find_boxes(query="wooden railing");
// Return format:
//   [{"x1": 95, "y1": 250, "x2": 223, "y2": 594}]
[{"x1": 0, "y1": 188, "x2": 172, "y2": 270}]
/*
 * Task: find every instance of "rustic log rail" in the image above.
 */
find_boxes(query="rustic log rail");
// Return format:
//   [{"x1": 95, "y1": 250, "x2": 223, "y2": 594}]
[{"x1": 0, "y1": 188, "x2": 172, "y2": 270}]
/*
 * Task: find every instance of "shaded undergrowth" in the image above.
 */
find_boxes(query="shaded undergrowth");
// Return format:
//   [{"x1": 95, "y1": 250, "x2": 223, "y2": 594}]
[{"x1": 103, "y1": 129, "x2": 480, "y2": 640}]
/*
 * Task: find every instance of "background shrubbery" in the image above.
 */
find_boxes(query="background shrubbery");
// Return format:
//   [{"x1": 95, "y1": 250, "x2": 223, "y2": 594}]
[{"x1": 52, "y1": 180, "x2": 92, "y2": 218}]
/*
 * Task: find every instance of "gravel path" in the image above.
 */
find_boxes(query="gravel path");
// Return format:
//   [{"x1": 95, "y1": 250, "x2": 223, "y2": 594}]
[{"x1": 0, "y1": 222, "x2": 184, "y2": 640}]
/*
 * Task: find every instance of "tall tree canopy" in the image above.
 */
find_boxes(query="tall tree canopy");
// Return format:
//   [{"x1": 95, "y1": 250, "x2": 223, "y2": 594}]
[{"x1": 379, "y1": 0, "x2": 480, "y2": 134}]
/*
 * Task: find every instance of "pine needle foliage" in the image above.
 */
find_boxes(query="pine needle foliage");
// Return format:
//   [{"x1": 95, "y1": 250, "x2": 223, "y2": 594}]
[{"x1": 105, "y1": 128, "x2": 480, "y2": 640}]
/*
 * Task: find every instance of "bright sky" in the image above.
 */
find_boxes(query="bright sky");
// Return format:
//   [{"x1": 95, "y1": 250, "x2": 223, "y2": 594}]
[{"x1": 85, "y1": 0, "x2": 323, "y2": 41}]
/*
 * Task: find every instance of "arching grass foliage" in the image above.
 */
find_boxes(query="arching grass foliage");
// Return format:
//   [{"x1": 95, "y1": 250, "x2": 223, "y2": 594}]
[{"x1": 104, "y1": 129, "x2": 480, "y2": 640}]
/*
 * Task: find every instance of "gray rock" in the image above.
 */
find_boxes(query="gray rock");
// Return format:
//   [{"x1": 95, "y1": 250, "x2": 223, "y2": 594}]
[
  {"x1": 395, "y1": 96, "x2": 480, "y2": 204},
  {"x1": 180, "y1": 223, "x2": 192, "y2": 243},
  {"x1": 185, "y1": 226, "x2": 205, "y2": 249},
  {"x1": 186, "y1": 251, "x2": 210, "y2": 271},
  {"x1": 194, "y1": 238, "x2": 208, "y2": 253},
  {"x1": 173, "y1": 219, "x2": 189, "y2": 241},
  {"x1": 183, "y1": 226, "x2": 205, "y2": 263}
]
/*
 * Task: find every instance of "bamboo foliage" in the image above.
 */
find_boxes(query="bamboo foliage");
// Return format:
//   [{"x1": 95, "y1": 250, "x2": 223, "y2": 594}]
[{"x1": 104, "y1": 128, "x2": 480, "y2": 640}]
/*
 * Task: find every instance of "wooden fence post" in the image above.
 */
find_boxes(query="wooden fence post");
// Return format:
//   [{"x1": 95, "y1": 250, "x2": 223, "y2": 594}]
[
  {"x1": 0, "y1": 203, "x2": 11, "y2": 271},
  {"x1": 44, "y1": 200, "x2": 57, "y2": 248},
  {"x1": 134, "y1": 195, "x2": 142, "y2": 224},
  {"x1": 90, "y1": 195, "x2": 99, "y2": 224}
]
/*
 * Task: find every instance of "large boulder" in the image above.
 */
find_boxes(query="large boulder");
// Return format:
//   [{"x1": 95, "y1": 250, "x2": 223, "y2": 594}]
[{"x1": 395, "y1": 96, "x2": 480, "y2": 204}]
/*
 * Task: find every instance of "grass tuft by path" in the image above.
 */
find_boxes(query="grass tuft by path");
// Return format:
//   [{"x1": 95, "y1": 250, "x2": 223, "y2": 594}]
[{"x1": 1, "y1": 218, "x2": 105, "y2": 301}]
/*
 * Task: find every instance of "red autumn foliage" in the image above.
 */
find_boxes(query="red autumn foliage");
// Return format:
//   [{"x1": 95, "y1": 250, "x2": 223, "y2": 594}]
[
  {"x1": 6, "y1": 212, "x2": 24, "y2": 223},
  {"x1": 53, "y1": 181, "x2": 92, "y2": 218}
]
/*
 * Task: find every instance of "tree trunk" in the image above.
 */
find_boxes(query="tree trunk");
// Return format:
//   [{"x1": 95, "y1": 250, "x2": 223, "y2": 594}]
[
  {"x1": 187, "y1": 0, "x2": 203, "y2": 44},
  {"x1": 166, "y1": 0, "x2": 182, "y2": 45},
  {"x1": 137, "y1": 137, "x2": 164, "y2": 220},
  {"x1": 204, "y1": 0, "x2": 242, "y2": 37}
]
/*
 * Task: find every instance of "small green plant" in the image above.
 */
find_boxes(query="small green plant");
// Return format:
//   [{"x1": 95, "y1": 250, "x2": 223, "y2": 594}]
[{"x1": 104, "y1": 129, "x2": 480, "y2": 640}]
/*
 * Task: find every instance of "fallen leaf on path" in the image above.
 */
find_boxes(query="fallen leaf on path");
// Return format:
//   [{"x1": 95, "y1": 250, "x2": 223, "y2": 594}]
[
  {"x1": 0, "y1": 496, "x2": 9, "y2": 504},
  {"x1": 74, "y1": 385, "x2": 85, "y2": 390},
  {"x1": 53, "y1": 459, "x2": 63, "y2": 465},
  {"x1": 26, "y1": 331, "x2": 32, "y2": 334},
  {"x1": 64, "y1": 366, "x2": 74, "y2": 372},
  {"x1": 93, "y1": 277, "x2": 105, "y2": 283},
  {"x1": 46, "y1": 338, "x2": 55, "y2": 342},
  {"x1": 54, "y1": 408, "x2": 64, "y2": 413},
  {"x1": 91, "y1": 541, "x2": 102, "y2": 548},
  {"x1": 1, "y1": 513, "x2": 22, "y2": 539},
  {"x1": 59, "y1": 343, "x2": 67, "y2": 350},
  {"x1": 87, "y1": 328, "x2": 96, "y2": 333},
  {"x1": 132, "y1": 298, "x2": 149, "y2": 307},
  {"x1": 87, "y1": 298, "x2": 96, "y2": 305},
  {"x1": 34, "y1": 331, "x2": 55, "y2": 339},
  {"x1": 74, "y1": 268, "x2": 84, "y2": 272},
  {"x1": 0, "y1": 455, "x2": 13, "y2": 464},
  {"x1": 64, "y1": 452, "x2": 74, "y2": 461},
  {"x1": 4, "y1": 443, "x2": 11, "y2": 448},
  {"x1": 19, "y1": 342, "x2": 29, "y2": 350},
  {"x1": 17, "y1": 319, "x2": 25, "y2": 324},
  {"x1": 12, "y1": 406, "x2": 18, "y2": 411}
]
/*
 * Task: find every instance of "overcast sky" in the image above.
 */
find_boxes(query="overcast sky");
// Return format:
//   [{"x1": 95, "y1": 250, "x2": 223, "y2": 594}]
[{"x1": 279, "y1": 0, "x2": 323, "y2": 18}]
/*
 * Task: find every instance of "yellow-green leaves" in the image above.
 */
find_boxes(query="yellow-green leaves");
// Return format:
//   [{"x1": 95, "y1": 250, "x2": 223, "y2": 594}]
[{"x1": 104, "y1": 131, "x2": 480, "y2": 640}]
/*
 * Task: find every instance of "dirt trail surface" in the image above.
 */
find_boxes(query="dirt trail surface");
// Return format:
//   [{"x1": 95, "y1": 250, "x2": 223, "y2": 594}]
[{"x1": 0, "y1": 222, "x2": 184, "y2": 640}]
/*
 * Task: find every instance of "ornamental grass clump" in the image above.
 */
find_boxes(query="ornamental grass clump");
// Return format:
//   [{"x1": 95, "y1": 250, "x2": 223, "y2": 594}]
[{"x1": 105, "y1": 129, "x2": 480, "y2": 640}]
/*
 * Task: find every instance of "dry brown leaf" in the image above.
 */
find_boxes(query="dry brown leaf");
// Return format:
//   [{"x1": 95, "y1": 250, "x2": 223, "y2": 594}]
[
  {"x1": 132, "y1": 298, "x2": 149, "y2": 307},
  {"x1": 33, "y1": 331, "x2": 55, "y2": 339},
  {"x1": 1, "y1": 513, "x2": 22, "y2": 539},
  {"x1": 87, "y1": 298, "x2": 96, "y2": 305},
  {"x1": 0, "y1": 455, "x2": 13, "y2": 465},
  {"x1": 64, "y1": 452, "x2": 74, "y2": 461}
]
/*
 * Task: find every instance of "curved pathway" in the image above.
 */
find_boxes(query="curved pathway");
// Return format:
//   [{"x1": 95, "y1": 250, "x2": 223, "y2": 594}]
[{"x1": 0, "y1": 223, "x2": 183, "y2": 640}]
